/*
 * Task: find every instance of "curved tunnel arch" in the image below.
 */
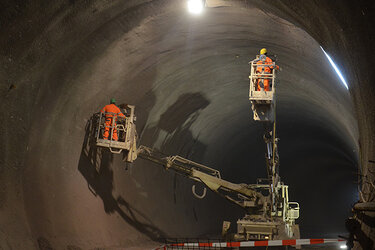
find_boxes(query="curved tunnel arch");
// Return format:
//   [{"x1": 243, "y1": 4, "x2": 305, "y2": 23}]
[{"x1": 1, "y1": 0, "x2": 373, "y2": 249}]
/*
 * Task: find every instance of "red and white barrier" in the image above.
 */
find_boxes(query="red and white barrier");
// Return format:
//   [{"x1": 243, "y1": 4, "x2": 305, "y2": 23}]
[{"x1": 154, "y1": 238, "x2": 346, "y2": 249}]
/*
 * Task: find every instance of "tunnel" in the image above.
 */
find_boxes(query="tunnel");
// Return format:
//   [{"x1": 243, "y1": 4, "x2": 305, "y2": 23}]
[{"x1": 0, "y1": 0, "x2": 374, "y2": 249}]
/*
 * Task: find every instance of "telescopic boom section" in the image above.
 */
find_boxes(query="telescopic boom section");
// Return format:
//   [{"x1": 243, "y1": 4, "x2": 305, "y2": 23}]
[{"x1": 137, "y1": 146, "x2": 267, "y2": 212}]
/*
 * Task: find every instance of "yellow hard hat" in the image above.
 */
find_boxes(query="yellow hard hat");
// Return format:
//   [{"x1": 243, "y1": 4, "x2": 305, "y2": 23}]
[{"x1": 260, "y1": 48, "x2": 267, "y2": 55}]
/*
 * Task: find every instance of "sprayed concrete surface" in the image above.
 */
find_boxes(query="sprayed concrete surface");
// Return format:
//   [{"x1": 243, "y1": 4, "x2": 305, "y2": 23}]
[{"x1": 0, "y1": 0, "x2": 374, "y2": 249}]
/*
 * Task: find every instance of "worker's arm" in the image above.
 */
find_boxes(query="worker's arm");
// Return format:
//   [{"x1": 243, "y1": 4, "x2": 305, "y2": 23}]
[
  {"x1": 269, "y1": 62, "x2": 279, "y2": 71},
  {"x1": 116, "y1": 107, "x2": 126, "y2": 118}
]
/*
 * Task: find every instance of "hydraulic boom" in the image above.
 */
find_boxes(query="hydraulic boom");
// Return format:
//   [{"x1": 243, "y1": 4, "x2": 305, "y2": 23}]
[{"x1": 136, "y1": 145, "x2": 299, "y2": 240}]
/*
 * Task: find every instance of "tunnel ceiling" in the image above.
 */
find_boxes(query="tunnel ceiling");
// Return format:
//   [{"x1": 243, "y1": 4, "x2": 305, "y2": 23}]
[{"x1": 0, "y1": 0, "x2": 374, "y2": 249}]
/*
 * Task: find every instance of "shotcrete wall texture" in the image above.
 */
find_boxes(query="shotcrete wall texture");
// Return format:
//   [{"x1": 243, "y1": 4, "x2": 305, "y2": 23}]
[{"x1": 0, "y1": 0, "x2": 372, "y2": 249}]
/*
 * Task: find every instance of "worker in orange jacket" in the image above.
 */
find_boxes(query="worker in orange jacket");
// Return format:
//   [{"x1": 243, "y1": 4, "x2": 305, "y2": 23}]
[
  {"x1": 255, "y1": 48, "x2": 279, "y2": 91},
  {"x1": 100, "y1": 98, "x2": 126, "y2": 141}
]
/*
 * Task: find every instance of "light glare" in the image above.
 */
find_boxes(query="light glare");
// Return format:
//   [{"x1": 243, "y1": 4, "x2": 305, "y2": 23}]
[
  {"x1": 320, "y1": 46, "x2": 349, "y2": 90},
  {"x1": 188, "y1": 0, "x2": 203, "y2": 14},
  {"x1": 340, "y1": 245, "x2": 347, "y2": 249}
]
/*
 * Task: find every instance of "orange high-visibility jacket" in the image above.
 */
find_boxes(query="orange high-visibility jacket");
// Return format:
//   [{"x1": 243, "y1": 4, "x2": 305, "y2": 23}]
[
  {"x1": 100, "y1": 104, "x2": 125, "y2": 118},
  {"x1": 256, "y1": 56, "x2": 279, "y2": 73}
]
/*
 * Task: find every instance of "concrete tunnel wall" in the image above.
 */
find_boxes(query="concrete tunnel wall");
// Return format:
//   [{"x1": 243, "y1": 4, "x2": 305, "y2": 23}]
[{"x1": 0, "y1": 0, "x2": 373, "y2": 249}]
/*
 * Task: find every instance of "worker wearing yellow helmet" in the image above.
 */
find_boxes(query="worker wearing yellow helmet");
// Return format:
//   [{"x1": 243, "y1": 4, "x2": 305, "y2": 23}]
[
  {"x1": 255, "y1": 48, "x2": 279, "y2": 91},
  {"x1": 260, "y1": 48, "x2": 268, "y2": 55}
]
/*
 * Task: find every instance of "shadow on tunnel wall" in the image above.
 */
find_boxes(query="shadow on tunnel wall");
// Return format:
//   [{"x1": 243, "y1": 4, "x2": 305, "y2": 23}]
[
  {"x1": 77, "y1": 116, "x2": 166, "y2": 242},
  {"x1": 157, "y1": 93, "x2": 210, "y2": 133},
  {"x1": 141, "y1": 93, "x2": 210, "y2": 206},
  {"x1": 142, "y1": 92, "x2": 209, "y2": 158}
]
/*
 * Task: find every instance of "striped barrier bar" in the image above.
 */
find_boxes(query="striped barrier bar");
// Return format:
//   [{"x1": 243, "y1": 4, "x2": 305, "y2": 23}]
[{"x1": 154, "y1": 238, "x2": 346, "y2": 249}]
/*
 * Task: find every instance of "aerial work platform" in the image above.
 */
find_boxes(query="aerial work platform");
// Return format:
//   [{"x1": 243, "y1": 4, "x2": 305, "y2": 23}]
[
  {"x1": 249, "y1": 56, "x2": 277, "y2": 122},
  {"x1": 93, "y1": 105, "x2": 137, "y2": 162}
]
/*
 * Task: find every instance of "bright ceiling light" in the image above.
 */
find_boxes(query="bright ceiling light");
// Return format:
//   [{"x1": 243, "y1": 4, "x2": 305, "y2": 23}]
[
  {"x1": 187, "y1": 0, "x2": 204, "y2": 14},
  {"x1": 340, "y1": 244, "x2": 347, "y2": 249},
  {"x1": 320, "y1": 46, "x2": 349, "y2": 90}
]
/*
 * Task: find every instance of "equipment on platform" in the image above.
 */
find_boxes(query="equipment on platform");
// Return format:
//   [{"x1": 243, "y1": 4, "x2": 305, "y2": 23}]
[{"x1": 93, "y1": 105, "x2": 137, "y2": 162}]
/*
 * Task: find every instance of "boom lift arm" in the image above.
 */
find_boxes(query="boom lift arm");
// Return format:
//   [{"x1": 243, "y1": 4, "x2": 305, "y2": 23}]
[
  {"x1": 137, "y1": 146, "x2": 269, "y2": 215},
  {"x1": 136, "y1": 145, "x2": 299, "y2": 240}
]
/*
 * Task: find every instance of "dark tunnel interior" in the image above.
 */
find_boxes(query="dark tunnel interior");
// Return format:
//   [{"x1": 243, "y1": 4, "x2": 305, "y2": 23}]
[{"x1": 0, "y1": 0, "x2": 374, "y2": 249}]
